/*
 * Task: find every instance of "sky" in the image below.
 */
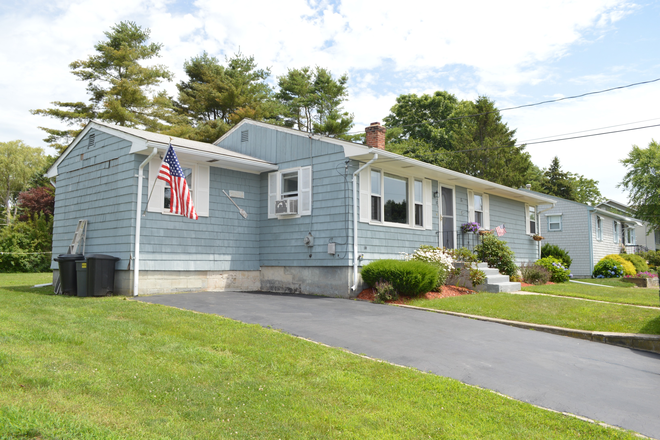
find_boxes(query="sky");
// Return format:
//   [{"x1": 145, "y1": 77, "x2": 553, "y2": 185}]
[{"x1": 1, "y1": 0, "x2": 659, "y2": 202}]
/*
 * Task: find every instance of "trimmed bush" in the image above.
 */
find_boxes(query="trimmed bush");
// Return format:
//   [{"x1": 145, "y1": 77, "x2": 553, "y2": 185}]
[
  {"x1": 593, "y1": 258, "x2": 624, "y2": 278},
  {"x1": 520, "y1": 262, "x2": 551, "y2": 285},
  {"x1": 474, "y1": 234, "x2": 517, "y2": 277},
  {"x1": 361, "y1": 259, "x2": 439, "y2": 297},
  {"x1": 640, "y1": 250, "x2": 660, "y2": 269},
  {"x1": 406, "y1": 245, "x2": 452, "y2": 289},
  {"x1": 535, "y1": 257, "x2": 571, "y2": 283},
  {"x1": 601, "y1": 254, "x2": 636, "y2": 276},
  {"x1": 620, "y1": 253, "x2": 649, "y2": 273},
  {"x1": 540, "y1": 243, "x2": 572, "y2": 269}
]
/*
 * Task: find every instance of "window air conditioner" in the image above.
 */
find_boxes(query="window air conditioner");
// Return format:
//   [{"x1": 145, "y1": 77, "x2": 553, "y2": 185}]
[{"x1": 275, "y1": 198, "x2": 298, "y2": 215}]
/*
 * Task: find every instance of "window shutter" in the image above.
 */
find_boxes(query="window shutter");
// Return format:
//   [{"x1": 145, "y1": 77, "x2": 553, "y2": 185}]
[
  {"x1": 482, "y1": 194, "x2": 490, "y2": 230},
  {"x1": 424, "y1": 179, "x2": 432, "y2": 230},
  {"x1": 359, "y1": 166, "x2": 370, "y2": 222},
  {"x1": 195, "y1": 165, "x2": 210, "y2": 217},
  {"x1": 148, "y1": 157, "x2": 164, "y2": 212},
  {"x1": 467, "y1": 189, "x2": 475, "y2": 222},
  {"x1": 268, "y1": 172, "x2": 278, "y2": 219},
  {"x1": 300, "y1": 166, "x2": 312, "y2": 215},
  {"x1": 525, "y1": 204, "x2": 531, "y2": 235}
]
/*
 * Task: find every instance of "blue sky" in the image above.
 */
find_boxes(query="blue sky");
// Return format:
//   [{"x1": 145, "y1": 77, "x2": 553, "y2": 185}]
[{"x1": 1, "y1": 0, "x2": 659, "y2": 201}]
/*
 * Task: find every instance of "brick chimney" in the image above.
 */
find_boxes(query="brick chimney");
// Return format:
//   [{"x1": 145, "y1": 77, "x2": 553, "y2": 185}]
[{"x1": 365, "y1": 122, "x2": 386, "y2": 150}]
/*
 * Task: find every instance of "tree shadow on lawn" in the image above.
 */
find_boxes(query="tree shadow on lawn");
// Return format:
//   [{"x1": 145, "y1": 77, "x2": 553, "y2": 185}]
[
  {"x1": 2, "y1": 284, "x2": 55, "y2": 296},
  {"x1": 639, "y1": 314, "x2": 660, "y2": 335}
]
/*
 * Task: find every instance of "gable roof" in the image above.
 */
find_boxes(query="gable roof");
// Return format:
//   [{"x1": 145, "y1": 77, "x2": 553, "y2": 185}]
[
  {"x1": 217, "y1": 119, "x2": 555, "y2": 206},
  {"x1": 47, "y1": 120, "x2": 277, "y2": 178}
]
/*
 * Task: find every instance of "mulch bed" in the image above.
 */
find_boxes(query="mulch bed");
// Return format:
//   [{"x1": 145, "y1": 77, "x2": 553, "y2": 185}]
[{"x1": 357, "y1": 285, "x2": 477, "y2": 304}]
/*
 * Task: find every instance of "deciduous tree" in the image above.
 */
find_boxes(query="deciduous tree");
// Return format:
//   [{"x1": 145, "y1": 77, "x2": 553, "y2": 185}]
[
  {"x1": 0, "y1": 141, "x2": 47, "y2": 224},
  {"x1": 619, "y1": 139, "x2": 660, "y2": 230}
]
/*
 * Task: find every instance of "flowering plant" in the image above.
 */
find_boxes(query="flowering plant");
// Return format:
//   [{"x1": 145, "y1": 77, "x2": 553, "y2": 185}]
[
  {"x1": 536, "y1": 256, "x2": 571, "y2": 282},
  {"x1": 624, "y1": 272, "x2": 658, "y2": 279},
  {"x1": 593, "y1": 258, "x2": 623, "y2": 278},
  {"x1": 461, "y1": 222, "x2": 480, "y2": 234}
]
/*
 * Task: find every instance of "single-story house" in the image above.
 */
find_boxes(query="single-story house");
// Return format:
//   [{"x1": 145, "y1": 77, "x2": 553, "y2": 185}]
[
  {"x1": 596, "y1": 199, "x2": 658, "y2": 253},
  {"x1": 47, "y1": 119, "x2": 554, "y2": 296},
  {"x1": 520, "y1": 189, "x2": 646, "y2": 277}
]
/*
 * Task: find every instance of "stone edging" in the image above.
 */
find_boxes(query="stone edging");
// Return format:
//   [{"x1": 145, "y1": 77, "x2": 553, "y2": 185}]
[{"x1": 394, "y1": 304, "x2": 660, "y2": 355}]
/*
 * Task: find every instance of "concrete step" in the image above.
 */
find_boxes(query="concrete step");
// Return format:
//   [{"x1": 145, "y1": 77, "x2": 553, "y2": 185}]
[
  {"x1": 481, "y1": 268, "x2": 501, "y2": 276},
  {"x1": 485, "y1": 274, "x2": 510, "y2": 284},
  {"x1": 478, "y1": 281, "x2": 522, "y2": 293}
]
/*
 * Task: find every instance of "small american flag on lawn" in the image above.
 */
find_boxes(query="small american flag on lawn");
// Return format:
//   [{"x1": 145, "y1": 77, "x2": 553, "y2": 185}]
[
  {"x1": 157, "y1": 144, "x2": 198, "y2": 220},
  {"x1": 495, "y1": 224, "x2": 506, "y2": 237}
]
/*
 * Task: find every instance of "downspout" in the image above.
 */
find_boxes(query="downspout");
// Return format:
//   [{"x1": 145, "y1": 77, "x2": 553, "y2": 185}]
[
  {"x1": 49, "y1": 178, "x2": 56, "y2": 188},
  {"x1": 133, "y1": 147, "x2": 159, "y2": 296},
  {"x1": 351, "y1": 153, "x2": 378, "y2": 291},
  {"x1": 587, "y1": 207, "x2": 595, "y2": 278}
]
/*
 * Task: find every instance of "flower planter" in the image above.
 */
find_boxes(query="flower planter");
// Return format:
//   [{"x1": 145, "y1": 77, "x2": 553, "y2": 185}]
[
  {"x1": 532, "y1": 236, "x2": 543, "y2": 241},
  {"x1": 621, "y1": 277, "x2": 659, "y2": 288}
]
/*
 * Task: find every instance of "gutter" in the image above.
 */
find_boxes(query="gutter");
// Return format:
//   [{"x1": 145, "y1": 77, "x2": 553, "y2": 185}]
[
  {"x1": 351, "y1": 153, "x2": 378, "y2": 291},
  {"x1": 133, "y1": 147, "x2": 159, "y2": 296}
]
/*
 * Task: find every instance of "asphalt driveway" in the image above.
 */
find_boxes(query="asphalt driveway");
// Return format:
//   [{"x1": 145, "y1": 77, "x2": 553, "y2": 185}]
[{"x1": 137, "y1": 291, "x2": 660, "y2": 438}]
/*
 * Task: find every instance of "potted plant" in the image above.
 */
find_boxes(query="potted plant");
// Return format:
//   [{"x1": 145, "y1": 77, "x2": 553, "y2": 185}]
[
  {"x1": 461, "y1": 222, "x2": 480, "y2": 234},
  {"x1": 532, "y1": 234, "x2": 544, "y2": 241}
]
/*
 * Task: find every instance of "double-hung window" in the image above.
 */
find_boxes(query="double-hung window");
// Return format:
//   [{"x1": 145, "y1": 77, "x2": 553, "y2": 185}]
[
  {"x1": 414, "y1": 180, "x2": 423, "y2": 227},
  {"x1": 596, "y1": 216, "x2": 603, "y2": 241},
  {"x1": 148, "y1": 158, "x2": 210, "y2": 217},
  {"x1": 370, "y1": 170, "x2": 381, "y2": 222},
  {"x1": 268, "y1": 167, "x2": 312, "y2": 218},
  {"x1": 625, "y1": 225, "x2": 635, "y2": 245},
  {"x1": 613, "y1": 221, "x2": 619, "y2": 243},
  {"x1": 467, "y1": 190, "x2": 490, "y2": 230},
  {"x1": 524, "y1": 204, "x2": 536, "y2": 235},
  {"x1": 383, "y1": 173, "x2": 408, "y2": 224},
  {"x1": 547, "y1": 214, "x2": 562, "y2": 231}
]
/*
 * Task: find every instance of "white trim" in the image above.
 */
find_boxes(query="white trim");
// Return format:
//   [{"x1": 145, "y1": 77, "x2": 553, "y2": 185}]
[
  {"x1": 267, "y1": 166, "x2": 312, "y2": 219},
  {"x1": 423, "y1": 179, "x2": 432, "y2": 230},
  {"x1": 482, "y1": 194, "x2": 490, "y2": 230}
]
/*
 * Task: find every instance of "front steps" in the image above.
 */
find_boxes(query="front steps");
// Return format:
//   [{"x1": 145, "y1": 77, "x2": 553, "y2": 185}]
[{"x1": 475, "y1": 263, "x2": 521, "y2": 293}]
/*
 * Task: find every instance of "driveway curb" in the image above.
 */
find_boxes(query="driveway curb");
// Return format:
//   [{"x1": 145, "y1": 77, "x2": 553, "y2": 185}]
[{"x1": 394, "y1": 304, "x2": 660, "y2": 355}]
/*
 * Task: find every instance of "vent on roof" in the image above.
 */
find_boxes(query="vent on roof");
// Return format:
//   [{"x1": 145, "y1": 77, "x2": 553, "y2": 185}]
[
  {"x1": 241, "y1": 130, "x2": 249, "y2": 142},
  {"x1": 88, "y1": 133, "x2": 95, "y2": 148}
]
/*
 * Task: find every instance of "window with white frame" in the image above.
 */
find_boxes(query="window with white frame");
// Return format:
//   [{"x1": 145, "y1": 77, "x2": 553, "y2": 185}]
[
  {"x1": 468, "y1": 190, "x2": 490, "y2": 230},
  {"x1": 359, "y1": 166, "x2": 432, "y2": 229},
  {"x1": 414, "y1": 180, "x2": 423, "y2": 227},
  {"x1": 529, "y1": 206, "x2": 537, "y2": 234},
  {"x1": 625, "y1": 225, "x2": 636, "y2": 245},
  {"x1": 268, "y1": 167, "x2": 312, "y2": 218},
  {"x1": 547, "y1": 214, "x2": 562, "y2": 231},
  {"x1": 370, "y1": 170, "x2": 381, "y2": 222},
  {"x1": 148, "y1": 159, "x2": 210, "y2": 217},
  {"x1": 613, "y1": 221, "x2": 619, "y2": 243},
  {"x1": 596, "y1": 216, "x2": 602, "y2": 240}
]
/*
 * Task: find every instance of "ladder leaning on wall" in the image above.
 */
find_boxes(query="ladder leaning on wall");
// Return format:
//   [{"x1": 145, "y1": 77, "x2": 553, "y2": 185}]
[{"x1": 54, "y1": 220, "x2": 88, "y2": 295}]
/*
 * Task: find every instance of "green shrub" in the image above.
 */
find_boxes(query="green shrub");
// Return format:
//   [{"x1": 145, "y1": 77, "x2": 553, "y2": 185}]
[
  {"x1": 0, "y1": 214, "x2": 53, "y2": 273},
  {"x1": 540, "y1": 243, "x2": 572, "y2": 269},
  {"x1": 474, "y1": 234, "x2": 517, "y2": 277},
  {"x1": 373, "y1": 280, "x2": 398, "y2": 304},
  {"x1": 593, "y1": 258, "x2": 624, "y2": 278},
  {"x1": 361, "y1": 259, "x2": 439, "y2": 297},
  {"x1": 535, "y1": 257, "x2": 571, "y2": 283},
  {"x1": 407, "y1": 245, "x2": 452, "y2": 289},
  {"x1": 450, "y1": 247, "x2": 478, "y2": 263},
  {"x1": 520, "y1": 262, "x2": 551, "y2": 285},
  {"x1": 620, "y1": 253, "x2": 649, "y2": 273},
  {"x1": 640, "y1": 250, "x2": 660, "y2": 269},
  {"x1": 601, "y1": 254, "x2": 636, "y2": 276}
]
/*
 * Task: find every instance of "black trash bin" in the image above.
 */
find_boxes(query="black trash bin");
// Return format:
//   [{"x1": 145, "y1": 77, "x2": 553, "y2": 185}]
[
  {"x1": 75, "y1": 260, "x2": 88, "y2": 297},
  {"x1": 54, "y1": 254, "x2": 85, "y2": 295},
  {"x1": 86, "y1": 254, "x2": 120, "y2": 297}
]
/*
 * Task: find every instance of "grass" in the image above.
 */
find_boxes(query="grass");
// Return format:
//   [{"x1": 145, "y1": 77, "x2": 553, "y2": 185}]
[
  {"x1": 523, "y1": 280, "x2": 660, "y2": 307},
  {"x1": 0, "y1": 274, "x2": 643, "y2": 439},
  {"x1": 408, "y1": 293, "x2": 660, "y2": 334}
]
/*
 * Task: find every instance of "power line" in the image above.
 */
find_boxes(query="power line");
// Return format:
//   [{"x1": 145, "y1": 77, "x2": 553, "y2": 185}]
[
  {"x1": 521, "y1": 118, "x2": 660, "y2": 143},
  {"x1": 348, "y1": 76, "x2": 660, "y2": 134}
]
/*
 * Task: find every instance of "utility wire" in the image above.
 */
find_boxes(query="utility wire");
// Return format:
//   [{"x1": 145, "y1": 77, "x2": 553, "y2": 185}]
[{"x1": 347, "y1": 76, "x2": 660, "y2": 135}]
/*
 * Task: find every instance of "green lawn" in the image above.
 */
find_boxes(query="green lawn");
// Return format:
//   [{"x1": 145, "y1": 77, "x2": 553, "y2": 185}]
[
  {"x1": 0, "y1": 274, "x2": 641, "y2": 439},
  {"x1": 408, "y1": 293, "x2": 660, "y2": 334},
  {"x1": 522, "y1": 280, "x2": 660, "y2": 307}
]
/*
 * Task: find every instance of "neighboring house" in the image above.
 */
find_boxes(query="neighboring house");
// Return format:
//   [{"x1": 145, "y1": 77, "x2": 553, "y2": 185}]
[
  {"x1": 596, "y1": 199, "x2": 658, "y2": 253},
  {"x1": 47, "y1": 119, "x2": 554, "y2": 297},
  {"x1": 520, "y1": 190, "x2": 645, "y2": 277}
]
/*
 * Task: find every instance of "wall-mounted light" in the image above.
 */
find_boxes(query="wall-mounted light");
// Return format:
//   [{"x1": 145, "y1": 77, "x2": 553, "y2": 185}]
[{"x1": 433, "y1": 191, "x2": 439, "y2": 199}]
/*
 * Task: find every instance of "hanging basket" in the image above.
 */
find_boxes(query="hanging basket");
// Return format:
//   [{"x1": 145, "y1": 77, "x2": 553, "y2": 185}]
[
  {"x1": 532, "y1": 235, "x2": 544, "y2": 241},
  {"x1": 478, "y1": 230, "x2": 491, "y2": 236}
]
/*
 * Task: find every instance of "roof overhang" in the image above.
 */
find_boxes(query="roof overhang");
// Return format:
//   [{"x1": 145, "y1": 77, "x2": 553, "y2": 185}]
[
  {"x1": 47, "y1": 121, "x2": 277, "y2": 178},
  {"x1": 593, "y1": 207, "x2": 643, "y2": 226},
  {"x1": 347, "y1": 148, "x2": 556, "y2": 206}
]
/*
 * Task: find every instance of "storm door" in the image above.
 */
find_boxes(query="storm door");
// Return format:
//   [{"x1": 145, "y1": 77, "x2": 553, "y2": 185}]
[{"x1": 439, "y1": 186, "x2": 455, "y2": 249}]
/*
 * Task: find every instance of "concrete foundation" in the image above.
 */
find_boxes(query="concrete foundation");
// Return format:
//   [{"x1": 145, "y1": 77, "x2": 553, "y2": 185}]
[{"x1": 260, "y1": 266, "x2": 359, "y2": 298}]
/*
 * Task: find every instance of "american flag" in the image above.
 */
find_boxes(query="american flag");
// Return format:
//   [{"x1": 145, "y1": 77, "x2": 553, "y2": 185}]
[
  {"x1": 157, "y1": 144, "x2": 198, "y2": 220},
  {"x1": 495, "y1": 224, "x2": 506, "y2": 237}
]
